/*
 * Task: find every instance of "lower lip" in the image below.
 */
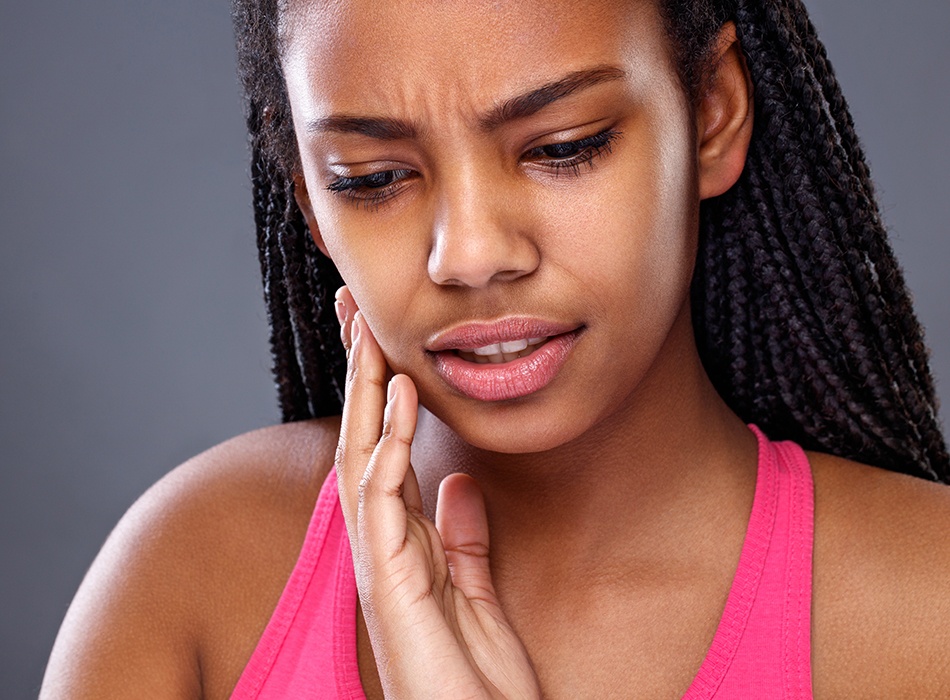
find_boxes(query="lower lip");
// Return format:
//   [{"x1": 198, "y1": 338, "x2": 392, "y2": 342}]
[{"x1": 431, "y1": 330, "x2": 581, "y2": 402}]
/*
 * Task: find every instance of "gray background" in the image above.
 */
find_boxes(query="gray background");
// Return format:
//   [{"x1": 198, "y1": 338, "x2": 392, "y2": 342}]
[{"x1": 1, "y1": 1, "x2": 947, "y2": 696}]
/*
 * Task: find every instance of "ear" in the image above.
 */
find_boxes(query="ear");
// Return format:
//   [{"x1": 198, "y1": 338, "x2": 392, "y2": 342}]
[
  {"x1": 293, "y1": 173, "x2": 330, "y2": 258},
  {"x1": 696, "y1": 22, "x2": 754, "y2": 200}
]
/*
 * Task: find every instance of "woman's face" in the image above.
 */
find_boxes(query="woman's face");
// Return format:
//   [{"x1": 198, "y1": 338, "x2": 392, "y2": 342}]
[{"x1": 283, "y1": 0, "x2": 702, "y2": 453}]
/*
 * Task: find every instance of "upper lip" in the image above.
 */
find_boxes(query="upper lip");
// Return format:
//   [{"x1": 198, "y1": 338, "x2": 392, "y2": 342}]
[{"x1": 426, "y1": 317, "x2": 581, "y2": 352}]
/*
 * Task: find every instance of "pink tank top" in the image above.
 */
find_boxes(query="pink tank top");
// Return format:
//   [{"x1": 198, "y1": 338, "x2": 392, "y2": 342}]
[{"x1": 231, "y1": 424, "x2": 814, "y2": 698}]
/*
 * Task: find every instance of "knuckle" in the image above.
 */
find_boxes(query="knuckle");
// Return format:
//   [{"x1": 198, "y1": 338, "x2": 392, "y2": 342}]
[
  {"x1": 357, "y1": 473, "x2": 371, "y2": 501},
  {"x1": 354, "y1": 443, "x2": 377, "y2": 462},
  {"x1": 344, "y1": 360, "x2": 358, "y2": 391},
  {"x1": 448, "y1": 541, "x2": 491, "y2": 559},
  {"x1": 338, "y1": 434, "x2": 374, "y2": 462},
  {"x1": 357, "y1": 467, "x2": 398, "y2": 501},
  {"x1": 336, "y1": 439, "x2": 377, "y2": 485},
  {"x1": 362, "y1": 367, "x2": 387, "y2": 391},
  {"x1": 390, "y1": 431, "x2": 414, "y2": 448},
  {"x1": 333, "y1": 441, "x2": 347, "y2": 467},
  {"x1": 379, "y1": 420, "x2": 412, "y2": 447},
  {"x1": 346, "y1": 353, "x2": 385, "y2": 386}
]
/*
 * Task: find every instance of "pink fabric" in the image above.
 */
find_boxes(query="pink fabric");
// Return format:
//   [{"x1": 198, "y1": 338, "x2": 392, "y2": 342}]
[
  {"x1": 231, "y1": 424, "x2": 813, "y2": 699},
  {"x1": 229, "y1": 467, "x2": 364, "y2": 700},
  {"x1": 681, "y1": 425, "x2": 814, "y2": 699}
]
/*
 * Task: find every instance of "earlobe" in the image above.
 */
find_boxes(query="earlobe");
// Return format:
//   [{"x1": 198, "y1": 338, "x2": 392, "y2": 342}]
[
  {"x1": 696, "y1": 22, "x2": 754, "y2": 200},
  {"x1": 293, "y1": 174, "x2": 331, "y2": 258}
]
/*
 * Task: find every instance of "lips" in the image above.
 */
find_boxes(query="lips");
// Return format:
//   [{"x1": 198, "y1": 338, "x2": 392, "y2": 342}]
[
  {"x1": 426, "y1": 318, "x2": 579, "y2": 352},
  {"x1": 426, "y1": 318, "x2": 583, "y2": 402}
]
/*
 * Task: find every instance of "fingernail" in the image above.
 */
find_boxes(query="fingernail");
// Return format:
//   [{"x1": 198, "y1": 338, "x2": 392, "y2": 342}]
[
  {"x1": 351, "y1": 313, "x2": 361, "y2": 346},
  {"x1": 334, "y1": 299, "x2": 346, "y2": 326},
  {"x1": 387, "y1": 376, "x2": 397, "y2": 402}
]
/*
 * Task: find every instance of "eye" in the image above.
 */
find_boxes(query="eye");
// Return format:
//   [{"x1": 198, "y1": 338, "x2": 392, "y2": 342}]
[
  {"x1": 540, "y1": 141, "x2": 585, "y2": 158},
  {"x1": 524, "y1": 128, "x2": 622, "y2": 177},
  {"x1": 325, "y1": 168, "x2": 414, "y2": 209}
]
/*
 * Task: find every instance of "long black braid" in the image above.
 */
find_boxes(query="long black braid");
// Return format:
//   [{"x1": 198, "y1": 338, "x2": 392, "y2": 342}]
[
  {"x1": 248, "y1": 98, "x2": 345, "y2": 421},
  {"x1": 231, "y1": 0, "x2": 949, "y2": 482}
]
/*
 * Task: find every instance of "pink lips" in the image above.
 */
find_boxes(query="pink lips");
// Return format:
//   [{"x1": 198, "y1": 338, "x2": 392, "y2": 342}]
[{"x1": 427, "y1": 318, "x2": 582, "y2": 402}]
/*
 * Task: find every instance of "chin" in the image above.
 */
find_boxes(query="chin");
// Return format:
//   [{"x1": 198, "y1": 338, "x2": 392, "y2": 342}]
[
  {"x1": 423, "y1": 393, "x2": 596, "y2": 455},
  {"x1": 463, "y1": 426, "x2": 569, "y2": 455}
]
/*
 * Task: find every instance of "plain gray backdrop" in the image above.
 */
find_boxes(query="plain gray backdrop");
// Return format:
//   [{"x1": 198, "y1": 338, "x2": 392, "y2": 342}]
[{"x1": 1, "y1": 1, "x2": 947, "y2": 696}]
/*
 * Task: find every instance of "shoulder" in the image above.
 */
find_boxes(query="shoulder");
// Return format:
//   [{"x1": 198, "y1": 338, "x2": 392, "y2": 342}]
[
  {"x1": 808, "y1": 451, "x2": 950, "y2": 697},
  {"x1": 42, "y1": 416, "x2": 342, "y2": 700},
  {"x1": 145, "y1": 415, "x2": 343, "y2": 540}
]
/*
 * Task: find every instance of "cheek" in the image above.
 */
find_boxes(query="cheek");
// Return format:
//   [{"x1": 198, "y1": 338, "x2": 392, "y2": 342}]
[
  {"x1": 308, "y1": 196, "x2": 425, "y2": 362},
  {"x1": 554, "y1": 123, "x2": 698, "y2": 323}
]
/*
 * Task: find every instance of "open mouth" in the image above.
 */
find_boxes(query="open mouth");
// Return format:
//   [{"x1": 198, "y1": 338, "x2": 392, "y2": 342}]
[
  {"x1": 425, "y1": 318, "x2": 585, "y2": 401},
  {"x1": 454, "y1": 336, "x2": 549, "y2": 364}
]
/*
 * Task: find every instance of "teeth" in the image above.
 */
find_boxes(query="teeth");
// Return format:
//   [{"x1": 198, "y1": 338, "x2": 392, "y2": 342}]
[
  {"x1": 473, "y1": 343, "x2": 502, "y2": 356},
  {"x1": 500, "y1": 339, "x2": 528, "y2": 353},
  {"x1": 456, "y1": 336, "x2": 550, "y2": 364}
]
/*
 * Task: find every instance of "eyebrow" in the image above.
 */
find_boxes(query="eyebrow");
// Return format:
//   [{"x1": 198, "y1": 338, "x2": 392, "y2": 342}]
[
  {"x1": 305, "y1": 65, "x2": 627, "y2": 140},
  {"x1": 306, "y1": 114, "x2": 418, "y2": 140},
  {"x1": 479, "y1": 65, "x2": 626, "y2": 130}
]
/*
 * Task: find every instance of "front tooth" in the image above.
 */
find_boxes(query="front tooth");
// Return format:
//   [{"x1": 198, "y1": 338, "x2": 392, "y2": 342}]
[
  {"x1": 500, "y1": 339, "x2": 528, "y2": 353},
  {"x1": 527, "y1": 337, "x2": 546, "y2": 345},
  {"x1": 473, "y1": 343, "x2": 502, "y2": 356}
]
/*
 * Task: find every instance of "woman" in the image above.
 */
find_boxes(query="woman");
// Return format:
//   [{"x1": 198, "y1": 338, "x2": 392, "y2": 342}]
[{"x1": 42, "y1": 0, "x2": 950, "y2": 697}]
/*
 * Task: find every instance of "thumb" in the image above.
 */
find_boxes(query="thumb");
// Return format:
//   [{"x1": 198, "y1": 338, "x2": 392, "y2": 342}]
[{"x1": 435, "y1": 473, "x2": 500, "y2": 608}]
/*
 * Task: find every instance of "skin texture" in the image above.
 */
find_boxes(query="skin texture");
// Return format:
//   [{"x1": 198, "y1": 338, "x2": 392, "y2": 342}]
[{"x1": 41, "y1": 1, "x2": 950, "y2": 698}]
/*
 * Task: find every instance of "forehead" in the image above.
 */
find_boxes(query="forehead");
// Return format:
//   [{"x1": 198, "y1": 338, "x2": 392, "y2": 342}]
[{"x1": 279, "y1": 0, "x2": 672, "y2": 120}]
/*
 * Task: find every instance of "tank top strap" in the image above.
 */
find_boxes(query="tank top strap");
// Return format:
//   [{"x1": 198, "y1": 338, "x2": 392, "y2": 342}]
[
  {"x1": 771, "y1": 436, "x2": 815, "y2": 698},
  {"x1": 683, "y1": 424, "x2": 814, "y2": 699},
  {"x1": 231, "y1": 468, "x2": 366, "y2": 699}
]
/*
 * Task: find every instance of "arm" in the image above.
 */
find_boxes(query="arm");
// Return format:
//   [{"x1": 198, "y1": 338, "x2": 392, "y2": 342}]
[{"x1": 40, "y1": 469, "x2": 206, "y2": 699}]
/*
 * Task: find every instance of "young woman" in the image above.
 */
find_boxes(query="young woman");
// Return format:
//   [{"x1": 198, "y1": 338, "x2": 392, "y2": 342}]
[{"x1": 42, "y1": 0, "x2": 950, "y2": 697}]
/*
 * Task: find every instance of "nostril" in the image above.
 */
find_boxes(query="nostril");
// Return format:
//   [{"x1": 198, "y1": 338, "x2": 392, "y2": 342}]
[
  {"x1": 428, "y1": 253, "x2": 540, "y2": 289},
  {"x1": 490, "y1": 268, "x2": 535, "y2": 284}
]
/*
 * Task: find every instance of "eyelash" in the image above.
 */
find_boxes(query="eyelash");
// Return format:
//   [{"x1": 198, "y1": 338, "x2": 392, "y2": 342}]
[
  {"x1": 325, "y1": 127, "x2": 622, "y2": 209},
  {"x1": 326, "y1": 169, "x2": 414, "y2": 211},
  {"x1": 525, "y1": 127, "x2": 622, "y2": 177}
]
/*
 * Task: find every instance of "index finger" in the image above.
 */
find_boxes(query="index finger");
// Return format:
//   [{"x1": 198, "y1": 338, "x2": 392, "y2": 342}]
[{"x1": 336, "y1": 311, "x2": 389, "y2": 541}]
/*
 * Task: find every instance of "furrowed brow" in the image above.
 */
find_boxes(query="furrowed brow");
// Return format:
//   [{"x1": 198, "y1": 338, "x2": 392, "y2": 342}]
[
  {"x1": 306, "y1": 115, "x2": 419, "y2": 140},
  {"x1": 479, "y1": 66, "x2": 627, "y2": 131},
  {"x1": 305, "y1": 66, "x2": 625, "y2": 140}
]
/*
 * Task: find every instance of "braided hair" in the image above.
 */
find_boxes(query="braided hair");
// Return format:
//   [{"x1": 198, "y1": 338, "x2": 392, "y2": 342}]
[{"x1": 231, "y1": 0, "x2": 949, "y2": 481}]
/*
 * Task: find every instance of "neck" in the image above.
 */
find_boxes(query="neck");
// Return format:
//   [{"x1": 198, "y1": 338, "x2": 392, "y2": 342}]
[{"x1": 409, "y1": 304, "x2": 758, "y2": 587}]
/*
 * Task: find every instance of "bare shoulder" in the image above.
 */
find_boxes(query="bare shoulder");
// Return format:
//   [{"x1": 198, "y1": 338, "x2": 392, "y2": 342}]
[
  {"x1": 809, "y1": 451, "x2": 950, "y2": 698},
  {"x1": 41, "y1": 416, "x2": 341, "y2": 700}
]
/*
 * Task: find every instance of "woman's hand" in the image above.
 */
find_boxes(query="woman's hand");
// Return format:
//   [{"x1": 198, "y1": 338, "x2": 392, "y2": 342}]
[{"x1": 334, "y1": 287, "x2": 541, "y2": 700}]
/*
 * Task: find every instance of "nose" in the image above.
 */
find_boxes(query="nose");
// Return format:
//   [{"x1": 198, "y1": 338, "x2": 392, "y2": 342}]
[{"x1": 427, "y1": 169, "x2": 540, "y2": 288}]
